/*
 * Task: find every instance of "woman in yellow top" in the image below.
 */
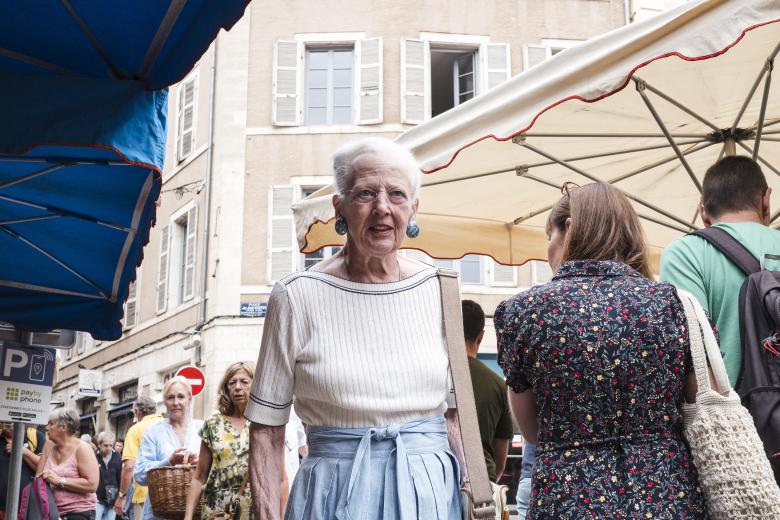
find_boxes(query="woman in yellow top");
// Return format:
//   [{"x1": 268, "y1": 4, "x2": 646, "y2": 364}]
[{"x1": 185, "y1": 362, "x2": 254, "y2": 520}]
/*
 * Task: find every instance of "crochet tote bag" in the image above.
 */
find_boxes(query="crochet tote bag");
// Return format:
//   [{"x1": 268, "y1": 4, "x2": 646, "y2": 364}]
[{"x1": 677, "y1": 289, "x2": 780, "y2": 519}]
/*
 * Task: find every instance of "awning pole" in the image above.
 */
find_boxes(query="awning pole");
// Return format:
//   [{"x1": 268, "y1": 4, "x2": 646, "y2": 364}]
[
  {"x1": 60, "y1": 0, "x2": 126, "y2": 79},
  {"x1": 634, "y1": 79, "x2": 702, "y2": 193},
  {"x1": 137, "y1": 0, "x2": 189, "y2": 78},
  {"x1": 636, "y1": 77, "x2": 720, "y2": 132},
  {"x1": 723, "y1": 138, "x2": 736, "y2": 157},
  {"x1": 753, "y1": 59, "x2": 774, "y2": 160}
]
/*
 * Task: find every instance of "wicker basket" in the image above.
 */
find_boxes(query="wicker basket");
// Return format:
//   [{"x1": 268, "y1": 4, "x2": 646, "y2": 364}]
[{"x1": 147, "y1": 465, "x2": 203, "y2": 520}]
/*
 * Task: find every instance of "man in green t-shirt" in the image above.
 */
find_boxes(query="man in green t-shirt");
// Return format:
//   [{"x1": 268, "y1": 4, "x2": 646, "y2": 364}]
[
  {"x1": 462, "y1": 300, "x2": 513, "y2": 482},
  {"x1": 661, "y1": 155, "x2": 780, "y2": 385}
]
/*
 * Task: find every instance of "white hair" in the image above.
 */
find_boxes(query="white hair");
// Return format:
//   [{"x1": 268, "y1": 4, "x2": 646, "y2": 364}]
[
  {"x1": 97, "y1": 431, "x2": 115, "y2": 444},
  {"x1": 332, "y1": 138, "x2": 421, "y2": 200}
]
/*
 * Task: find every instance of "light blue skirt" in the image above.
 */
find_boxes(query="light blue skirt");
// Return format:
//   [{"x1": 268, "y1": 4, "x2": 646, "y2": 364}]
[{"x1": 285, "y1": 416, "x2": 462, "y2": 520}]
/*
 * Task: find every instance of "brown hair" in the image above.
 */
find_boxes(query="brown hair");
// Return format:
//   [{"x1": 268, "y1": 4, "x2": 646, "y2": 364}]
[
  {"x1": 217, "y1": 362, "x2": 255, "y2": 416},
  {"x1": 546, "y1": 183, "x2": 650, "y2": 278},
  {"x1": 702, "y1": 156, "x2": 767, "y2": 219}
]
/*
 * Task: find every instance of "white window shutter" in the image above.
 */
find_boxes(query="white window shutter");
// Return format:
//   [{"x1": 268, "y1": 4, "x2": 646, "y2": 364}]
[
  {"x1": 273, "y1": 40, "x2": 303, "y2": 126},
  {"x1": 483, "y1": 43, "x2": 511, "y2": 91},
  {"x1": 491, "y1": 260, "x2": 516, "y2": 285},
  {"x1": 401, "y1": 38, "x2": 429, "y2": 124},
  {"x1": 156, "y1": 224, "x2": 170, "y2": 314},
  {"x1": 177, "y1": 76, "x2": 196, "y2": 161},
  {"x1": 124, "y1": 272, "x2": 139, "y2": 329},
  {"x1": 268, "y1": 186, "x2": 296, "y2": 283},
  {"x1": 183, "y1": 206, "x2": 198, "y2": 301},
  {"x1": 524, "y1": 45, "x2": 550, "y2": 70},
  {"x1": 356, "y1": 37, "x2": 383, "y2": 125}
]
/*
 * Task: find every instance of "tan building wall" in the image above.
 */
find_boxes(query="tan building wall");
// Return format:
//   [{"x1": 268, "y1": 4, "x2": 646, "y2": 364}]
[{"x1": 54, "y1": 0, "x2": 625, "y2": 432}]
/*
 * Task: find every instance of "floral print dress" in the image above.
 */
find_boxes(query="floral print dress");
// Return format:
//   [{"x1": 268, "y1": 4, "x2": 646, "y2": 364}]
[
  {"x1": 200, "y1": 413, "x2": 251, "y2": 520},
  {"x1": 496, "y1": 260, "x2": 709, "y2": 519}
]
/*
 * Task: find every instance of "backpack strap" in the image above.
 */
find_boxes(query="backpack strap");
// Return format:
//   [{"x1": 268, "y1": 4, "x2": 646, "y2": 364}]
[{"x1": 692, "y1": 227, "x2": 760, "y2": 276}]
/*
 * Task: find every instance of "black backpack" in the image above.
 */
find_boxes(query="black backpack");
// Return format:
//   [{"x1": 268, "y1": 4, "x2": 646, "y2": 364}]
[{"x1": 693, "y1": 226, "x2": 780, "y2": 483}]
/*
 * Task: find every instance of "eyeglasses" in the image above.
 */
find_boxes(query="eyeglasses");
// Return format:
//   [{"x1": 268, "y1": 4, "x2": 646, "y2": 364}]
[
  {"x1": 347, "y1": 188, "x2": 410, "y2": 205},
  {"x1": 560, "y1": 181, "x2": 581, "y2": 197}
]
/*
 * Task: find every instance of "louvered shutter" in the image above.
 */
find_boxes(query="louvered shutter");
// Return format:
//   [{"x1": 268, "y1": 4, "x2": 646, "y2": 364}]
[
  {"x1": 156, "y1": 224, "x2": 171, "y2": 314},
  {"x1": 356, "y1": 37, "x2": 383, "y2": 124},
  {"x1": 524, "y1": 45, "x2": 550, "y2": 70},
  {"x1": 124, "y1": 274, "x2": 138, "y2": 329},
  {"x1": 532, "y1": 260, "x2": 554, "y2": 285},
  {"x1": 491, "y1": 260, "x2": 516, "y2": 285},
  {"x1": 273, "y1": 40, "x2": 302, "y2": 126},
  {"x1": 401, "y1": 38, "x2": 429, "y2": 123},
  {"x1": 482, "y1": 43, "x2": 511, "y2": 91},
  {"x1": 183, "y1": 206, "x2": 198, "y2": 300},
  {"x1": 269, "y1": 186, "x2": 295, "y2": 283},
  {"x1": 177, "y1": 77, "x2": 196, "y2": 160}
]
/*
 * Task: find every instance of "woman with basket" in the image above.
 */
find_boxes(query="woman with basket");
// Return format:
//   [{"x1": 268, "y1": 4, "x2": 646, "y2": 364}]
[
  {"x1": 135, "y1": 377, "x2": 203, "y2": 520},
  {"x1": 184, "y1": 362, "x2": 254, "y2": 520}
]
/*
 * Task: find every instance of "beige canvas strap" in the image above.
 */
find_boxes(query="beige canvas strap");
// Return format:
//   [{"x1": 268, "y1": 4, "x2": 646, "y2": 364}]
[{"x1": 437, "y1": 268, "x2": 496, "y2": 519}]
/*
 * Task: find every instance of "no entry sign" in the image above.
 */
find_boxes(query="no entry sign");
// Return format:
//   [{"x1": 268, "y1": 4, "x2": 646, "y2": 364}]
[{"x1": 176, "y1": 365, "x2": 205, "y2": 397}]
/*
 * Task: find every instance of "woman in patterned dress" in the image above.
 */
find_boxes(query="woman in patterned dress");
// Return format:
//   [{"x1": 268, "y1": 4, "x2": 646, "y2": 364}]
[
  {"x1": 496, "y1": 183, "x2": 710, "y2": 519},
  {"x1": 185, "y1": 362, "x2": 254, "y2": 520}
]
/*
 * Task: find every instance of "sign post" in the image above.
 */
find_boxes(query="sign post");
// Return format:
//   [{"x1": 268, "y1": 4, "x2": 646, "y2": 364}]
[
  {"x1": 175, "y1": 365, "x2": 205, "y2": 397},
  {"x1": 2, "y1": 332, "x2": 56, "y2": 520}
]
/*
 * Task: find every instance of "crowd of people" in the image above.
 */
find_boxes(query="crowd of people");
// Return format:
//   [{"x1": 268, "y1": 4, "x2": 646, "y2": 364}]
[{"x1": 2, "y1": 138, "x2": 779, "y2": 520}]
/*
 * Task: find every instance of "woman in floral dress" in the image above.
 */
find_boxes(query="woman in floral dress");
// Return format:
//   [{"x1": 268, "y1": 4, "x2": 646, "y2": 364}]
[
  {"x1": 185, "y1": 362, "x2": 254, "y2": 520},
  {"x1": 496, "y1": 183, "x2": 709, "y2": 519}
]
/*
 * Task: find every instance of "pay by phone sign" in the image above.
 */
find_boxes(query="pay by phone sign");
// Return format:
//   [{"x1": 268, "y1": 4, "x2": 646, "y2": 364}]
[{"x1": 0, "y1": 344, "x2": 55, "y2": 424}]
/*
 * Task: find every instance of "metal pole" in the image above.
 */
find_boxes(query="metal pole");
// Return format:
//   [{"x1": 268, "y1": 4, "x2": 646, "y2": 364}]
[{"x1": 5, "y1": 332, "x2": 34, "y2": 520}]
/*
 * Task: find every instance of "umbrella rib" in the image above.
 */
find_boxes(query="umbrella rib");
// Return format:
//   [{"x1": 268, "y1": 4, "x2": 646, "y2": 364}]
[
  {"x1": 0, "y1": 156, "x2": 132, "y2": 166},
  {"x1": 732, "y1": 40, "x2": 780, "y2": 133},
  {"x1": 606, "y1": 141, "x2": 714, "y2": 184},
  {"x1": 519, "y1": 171, "x2": 696, "y2": 234},
  {"x1": 634, "y1": 77, "x2": 720, "y2": 132},
  {"x1": 734, "y1": 141, "x2": 780, "y2": 179},
  {"x1": 514, "y1": 137, "x2": 697, "y2": 231},
  {"x1": 0, "y1": 163, "x2": 70, "y2": 190},
  {"x1": 633, "y1": 79, "x2": 702, "y2": 193},
  {"x1": 0, "y1": 48, "x2": 85, "y2": 77},
  {"x1": 0, "y1": 280, "x2": 105, "y2": 300},
  {"x1": 59, "y1": 0, "x2": 126, "y2": 79},
  {"x1": 0, "y1": 225, "x2": 109, "y2": 300},
  {"x1": 522, "y1": 132, "x2": 706, "y2": 138},
  {"x1": 752, "y1": 59, "x2": 774, "y2": 160},
  {"x1": 0, "y1": 214, "x2": 62, "y2": 226},
  {"x1": 138, "y1": 0, "x2": 188, "y2": 78},
  {"x1": 0, "y1": 193, "x2": 133, "y2": 233},
  {"x1": 422, "y1": 139, "x2": 708, "y2": 189}
]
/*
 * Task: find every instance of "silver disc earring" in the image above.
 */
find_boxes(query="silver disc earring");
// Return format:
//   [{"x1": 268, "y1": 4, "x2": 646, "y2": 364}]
[
  {"x1": 335, "y1": 215, "x2": 348, "y2": 235},
  {"x1": 406, "y1": 219, "x2": 420, "y2": 238}
]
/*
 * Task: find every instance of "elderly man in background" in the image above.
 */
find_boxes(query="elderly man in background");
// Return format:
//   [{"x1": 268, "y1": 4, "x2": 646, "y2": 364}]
[
  {"x1": 114, "y1": 397, "x2": 162, "y2": 520},
  {"x1": 95, "y1": 431, "x2": 123, "y2": 520}
]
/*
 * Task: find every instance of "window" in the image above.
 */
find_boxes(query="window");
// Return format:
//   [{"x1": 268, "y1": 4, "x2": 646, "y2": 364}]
[
  {"x1": 524, "y1": 39, "x2": 582, "y2": 70},
  {"x1": 75, "y1": 332, "x2": 85, "y2": 355},
  {"x1": 402, "y1": 36, "x2": 510, "y2": 123},
  {"x1": 490, "y1": 260, "x2": 516, "y2": 285},
  {"x1": 157, "y1": 204, "x2": 197, "y2": 314},
  {"x1": 273, "y1": 37, "x2": 383, "y2": 126},
  {"x1": 430, "y1": 48, "x2": 477, "y2": 118},
  {"x1": 433, "y1": 255, "x2": 483, "y2": 284},
  {"x1": 65, "y1": 346, "x2": 72, "y2": 360},
  {"x1": 305, "y1": 48, "x2": 353, "y2": 125},
  {"x1": 123, "y1": 269, "x2": 139, "y2": 330},
  {"x1": 531, "y1": 261, "x2": 554, "y2": 285},
  {"x1": 176, "y1": 71, "x2": 197, "y2": 161}
]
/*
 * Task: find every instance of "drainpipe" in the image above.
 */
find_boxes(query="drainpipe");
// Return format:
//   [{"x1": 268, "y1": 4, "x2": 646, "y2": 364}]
[
  {"x1": 624, "y1": 0, "x2": 631, "y2": 25},
  {"x1": 195, "y1": 40, "x2": 218, "y2": 363}
]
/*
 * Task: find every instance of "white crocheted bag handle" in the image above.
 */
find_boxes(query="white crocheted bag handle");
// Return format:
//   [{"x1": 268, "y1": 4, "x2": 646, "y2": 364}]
[{"x1": 676, "y1": 289, "x2": 731, "y2": 396}]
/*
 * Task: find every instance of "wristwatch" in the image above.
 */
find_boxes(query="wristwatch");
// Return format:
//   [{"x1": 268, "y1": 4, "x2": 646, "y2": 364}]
[
  {"x1": 118, "y1": 492, "x2": 127, "y2": 499},
  {"x1": 58, "y1": 478, "x2": 66, "y2": 489}
]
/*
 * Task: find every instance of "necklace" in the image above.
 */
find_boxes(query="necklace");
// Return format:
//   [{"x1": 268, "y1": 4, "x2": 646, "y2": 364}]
[{"x1": 343, "y1": 250, "x2": 402, "y2": 282}]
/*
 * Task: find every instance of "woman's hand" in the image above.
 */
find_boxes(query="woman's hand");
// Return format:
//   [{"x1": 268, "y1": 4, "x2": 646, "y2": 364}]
[
  {"x1": 169, "y1": 448, "x2": 190, "y2": 465},
  {"x1": 41, "y1": 469, "x2": 62, "y2": 487}
]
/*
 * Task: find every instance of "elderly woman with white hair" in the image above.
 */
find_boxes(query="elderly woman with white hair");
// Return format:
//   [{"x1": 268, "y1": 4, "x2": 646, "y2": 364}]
[
  {"x1": 135, "y1": 377, "x2": 203, "y2": 520},
  {"x1": 37, "y1": 408, "x2": 99, "y2": 520},
  {"x1": 247, "y1": 137, "x2": 463, "y2": 519}
]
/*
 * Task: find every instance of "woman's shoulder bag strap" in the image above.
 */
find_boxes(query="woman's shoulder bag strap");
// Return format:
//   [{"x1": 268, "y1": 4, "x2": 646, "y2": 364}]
[{"x1": 437, "y1": 268, "x2": 496, "y2": 519}]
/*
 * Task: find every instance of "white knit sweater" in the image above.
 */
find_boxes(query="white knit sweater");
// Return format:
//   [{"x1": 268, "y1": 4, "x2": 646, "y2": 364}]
[{"x1": 245, "y1": 267, "x2": 454, "y2": 428}]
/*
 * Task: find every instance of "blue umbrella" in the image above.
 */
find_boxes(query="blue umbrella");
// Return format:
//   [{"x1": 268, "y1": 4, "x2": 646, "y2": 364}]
[{"x1": 0, "y1": 1, "x2": 249, "y2": 340}]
